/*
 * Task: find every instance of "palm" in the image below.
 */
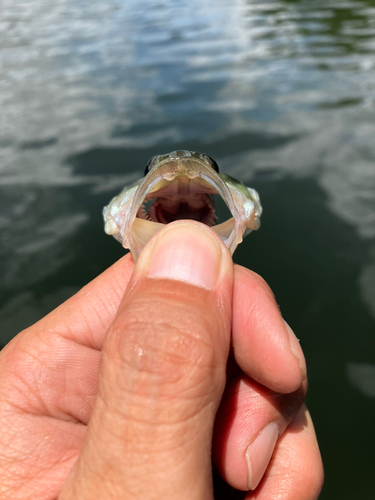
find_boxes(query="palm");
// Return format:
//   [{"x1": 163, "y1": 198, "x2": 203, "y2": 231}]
[{"x1": 0, "y1": 255, "x2": 134, "y2": 499}]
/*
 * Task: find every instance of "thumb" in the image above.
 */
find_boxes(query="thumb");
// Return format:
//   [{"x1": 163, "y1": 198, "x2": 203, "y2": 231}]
[{"x1": 59, "y1": 221, "x2": 234, "y2": 500}]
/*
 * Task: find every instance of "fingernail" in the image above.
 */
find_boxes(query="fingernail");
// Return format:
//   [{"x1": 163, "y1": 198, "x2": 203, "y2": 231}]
[
  {"x1": 148, "y1": 223, "x2": 222, "y2": 290},
  {"x1": 245, "y1": 422, "x2": 278, "y2": 491},
  {"x1": 284, "y1": 320, "x2": 306, "y2": 379}
]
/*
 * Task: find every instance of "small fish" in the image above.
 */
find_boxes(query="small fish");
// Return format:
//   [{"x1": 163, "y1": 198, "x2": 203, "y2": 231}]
[{"x1": 103, "y1": 150, "x2": 262, "y2": 261}]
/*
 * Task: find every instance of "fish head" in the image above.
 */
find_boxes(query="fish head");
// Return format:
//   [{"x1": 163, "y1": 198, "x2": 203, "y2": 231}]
[{"x1": 103, "y1": 150, "x2": 262, "y2": 260}]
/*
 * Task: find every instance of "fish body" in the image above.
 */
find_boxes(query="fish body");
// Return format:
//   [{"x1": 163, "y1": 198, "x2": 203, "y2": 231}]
[{"x1": 103, "y1": 150, "x2": 262, "y2": 260}]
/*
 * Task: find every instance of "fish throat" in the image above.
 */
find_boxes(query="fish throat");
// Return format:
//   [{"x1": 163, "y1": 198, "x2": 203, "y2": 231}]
[{"x1": 137, "y1": 189, "x2": 217, "y2": 227}]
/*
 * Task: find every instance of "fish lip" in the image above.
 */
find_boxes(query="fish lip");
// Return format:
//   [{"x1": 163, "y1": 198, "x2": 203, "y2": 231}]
[
  {"x1": 103, "y1": 152, "x2": 262, "y2": 260},
  {"x1": 132, "y1": 156, "x2": 240, "y2": 217},
  {"x1": 126, "y1": 156, "x2": 241, "y2": 250}
]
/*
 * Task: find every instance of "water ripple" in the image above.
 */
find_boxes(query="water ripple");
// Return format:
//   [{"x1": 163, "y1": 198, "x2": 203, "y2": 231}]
[{"x1": 0, "y1": 0, "x2": 375, "y2": 344}]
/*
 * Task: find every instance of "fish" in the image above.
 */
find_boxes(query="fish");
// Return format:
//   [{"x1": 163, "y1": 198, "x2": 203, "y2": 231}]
[{"x1": 103, "y1": 150, "x2": 262, "y2": 261}]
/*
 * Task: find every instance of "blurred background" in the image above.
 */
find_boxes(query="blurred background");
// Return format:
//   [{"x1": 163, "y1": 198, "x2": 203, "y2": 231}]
[{"x1": 1, "y1": 0, "x2": 374, "y2": 497}]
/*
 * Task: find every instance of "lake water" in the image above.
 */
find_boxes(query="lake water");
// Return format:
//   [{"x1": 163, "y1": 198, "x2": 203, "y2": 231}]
[{"x1": 1, "y1": 0, "x2": 375, "y2": 497}]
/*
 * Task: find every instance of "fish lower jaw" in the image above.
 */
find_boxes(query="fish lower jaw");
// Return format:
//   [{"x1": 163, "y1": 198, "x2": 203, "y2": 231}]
[{"x1": 129, "y1": 216, "x2": 237, "y2": 257}]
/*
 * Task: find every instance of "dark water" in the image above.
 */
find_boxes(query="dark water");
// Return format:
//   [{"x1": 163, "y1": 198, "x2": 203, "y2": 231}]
[{"x1": 1, "y1": 0, "x2": 375, "y2": 497}]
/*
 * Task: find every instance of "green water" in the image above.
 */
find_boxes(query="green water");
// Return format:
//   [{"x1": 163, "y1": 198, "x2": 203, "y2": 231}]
[{"x1": 1, "y1": 0, "x2": 375, "y2": 497}]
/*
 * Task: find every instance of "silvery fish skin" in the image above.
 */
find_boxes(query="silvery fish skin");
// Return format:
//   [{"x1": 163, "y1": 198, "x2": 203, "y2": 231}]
[{"x1": 103, "y1": 150, "x2": 262, "y2": 261}]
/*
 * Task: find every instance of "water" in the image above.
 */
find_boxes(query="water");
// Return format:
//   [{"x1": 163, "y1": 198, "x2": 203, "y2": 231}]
[{"x1": 1, "y1": 0, "x2": 375, "y2": 497}]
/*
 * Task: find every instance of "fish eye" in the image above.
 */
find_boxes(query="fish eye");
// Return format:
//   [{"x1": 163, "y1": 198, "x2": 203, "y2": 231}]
[
  {"x1": 205, "y1": 155, "x2": 220, "y2": 173},
  {"x1": 144, "y1": 156, "x2": 158, "y2": 176}
]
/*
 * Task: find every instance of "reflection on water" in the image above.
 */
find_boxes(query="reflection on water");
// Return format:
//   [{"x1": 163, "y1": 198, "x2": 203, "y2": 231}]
[
  {"x1": 1, "y1": 0, "x2": 375, "y2": 498},
  {"x1": 347, "y1": 362, "x2": 375, "y2": 398}
]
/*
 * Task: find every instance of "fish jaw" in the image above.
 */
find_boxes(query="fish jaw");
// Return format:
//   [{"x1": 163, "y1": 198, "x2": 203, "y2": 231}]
[{"x1": 103, "y1": 155, "x2": 262, "y2": 260}]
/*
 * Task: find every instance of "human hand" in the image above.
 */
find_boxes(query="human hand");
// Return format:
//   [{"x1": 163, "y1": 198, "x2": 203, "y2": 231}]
[{"x1": 0, "y1": 221, "x2": 323, "y2": 499}]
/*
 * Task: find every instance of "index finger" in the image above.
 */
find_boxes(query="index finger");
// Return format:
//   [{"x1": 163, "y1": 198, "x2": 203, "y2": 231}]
[
  {"x1": 28, "y1": 253, "x2": 135, "y2": 350},
  {"x1": 232, "y1": 265, "x2": 306, "y2": 394}
]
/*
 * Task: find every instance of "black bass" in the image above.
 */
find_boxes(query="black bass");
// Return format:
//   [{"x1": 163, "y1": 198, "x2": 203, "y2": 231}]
[{"x1": 103, "y1": 150, "x2": 262, "y2": 260}]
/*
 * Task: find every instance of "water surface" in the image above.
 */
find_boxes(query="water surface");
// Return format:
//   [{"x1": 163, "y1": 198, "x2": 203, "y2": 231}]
[{"x1": 1, "y1": 0, "x2": 375, "y2": 498}]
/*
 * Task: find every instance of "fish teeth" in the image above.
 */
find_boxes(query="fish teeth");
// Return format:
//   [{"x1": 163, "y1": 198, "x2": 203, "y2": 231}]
[{"x1": 103, "y1": 150, "x2": 262, "y2": 260}]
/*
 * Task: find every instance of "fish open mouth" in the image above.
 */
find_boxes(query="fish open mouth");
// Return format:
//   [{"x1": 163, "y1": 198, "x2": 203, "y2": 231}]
[
  {"x1": 136, "y1": 179, "x2": 218, "y2": 227},
  {"x1": 103, "y1": 150, "x2": 261, "y2": 260},
  {"x1": 126, "y1": 155, "x2": 245, "y2": 257}
]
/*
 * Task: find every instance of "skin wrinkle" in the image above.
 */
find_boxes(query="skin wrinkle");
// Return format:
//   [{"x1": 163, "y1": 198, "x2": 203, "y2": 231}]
[
  {"x1": 90, "y1": 399, "x2": 206, "y2": 463},
  {"x1": 234, "y1": 270, "x2": 279, "y2": 327},
  {"x1": 57, "y1": 389, "x2": 94, "y2": 426},
  {"x1": 0, "y1": 463, "x2": 37, "y2": 494},
  {"x1": 52, "y1": 306, "x2": 104, "y2": 351},
  {"x1": 232, "y1": 379, "x2": 306, "y2": 431},
  {"x1": 65, "y1": 293, "x2": 121, "y2": 346},
  {"x1": 117, "y1": 283, "x2": 229, "y2": 347},
  {"x1": 111, "y1": 316, "x2": 219, "y2": 381},
  {"x1": 107, "y1": 332, "x2": 225, "y2": 414},
  {"x1": 2, "y1": 335, "x2": 98, "y2": 423},
  {"x1": 34, "y1": 255, "x2": 133, "y2": 352},
  {"x1": 5, "y1": 370, "x2": 49, "y2": 416},
  {"x1": 0, "y1": 417, "x2": 81, "y2": 482},
  {"x1": 2, "y1": 460, "x2": 77, "y2": 499},
  {"x1": 1, "y1": 388, "x2": 40, "y2": 419},
  {"x1": 83, "y1": 408, "x2": 213, "y2": 499},
  {"x1": 0, "y1": 429, "x2": 29, "y2": 465},
  {"x1": 103, "y1": 337, "x2": 220, "y2": 422},
  {"x1": 18, "y1": 426, "x2": 62, "y2": 470},
  {"x1": 260, "y1": 457, "x2": 296, "y2": 500},
  {"x1": 114, "y1": 305, "x2": 222, "y2": 352},
  {"x1": 234, "y1": 268, "x2": 276, "y2": 303},
  {"x1": 238, "y1": 296, "x2": 277, "y2": 341},
  {"x1": 97, "y1": 371, "x2": 218, "y2": 430},
  {"x1": 8, "y1": 353, "x2": 57, "y2": 415},
  {"x1": 11, "y1": 329, "x2": 64, "y2": 382},
  {"x1": 77, "y1": 404, "x2": 204, "y2": 497},
  {"x1": 98, "y1": 369, "x2": 220, "y2": 429}
]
